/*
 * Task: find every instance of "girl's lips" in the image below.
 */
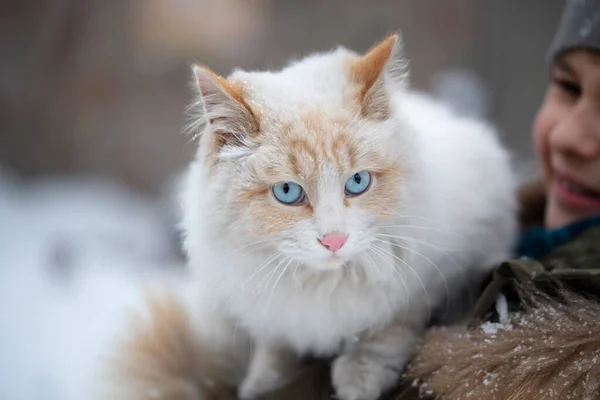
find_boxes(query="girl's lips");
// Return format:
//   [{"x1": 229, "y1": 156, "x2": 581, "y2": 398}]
[{"x1": 554, "y1": 175, "x2": 600, "y2": 213}]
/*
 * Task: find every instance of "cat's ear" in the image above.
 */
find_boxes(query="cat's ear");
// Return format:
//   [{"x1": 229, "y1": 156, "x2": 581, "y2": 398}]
[
  {"x1": 351, "y1": 33, "x2": 409, "y2": 119},
  {"x1": 191, "y1": 65, "x2": 258, "y2": 149}
]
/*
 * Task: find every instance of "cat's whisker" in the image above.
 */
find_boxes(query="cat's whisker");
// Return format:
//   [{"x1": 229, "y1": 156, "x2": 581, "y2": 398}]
[
  {"x1": 375, "y1": 233, "x2": 467, "y2": 278},
  {"x1": 253, "y1": 263, "x2": 283, "y2": 296},
  {"x1": 358, "y1": 253, "x2": 375, "y2": 283},
  {"x1": 375, "y1": 233, "x2": 461, "y2": 254},
  {"x1": 253, "y1": 255, "x2": 290, "y2": 296},
  {"x1": 230, "y1": 238, "x2": 280, "y2": 257},
  {"x1": 231, "y1": 243, "x2": 278, "y2": 264},
  {"x1": 375, "y1": 233, "x2": 471, "y2": 293},
  {"x1": 360, "y1": 250, "x2": 399, "y2": 320},
  {"x1": 376, "y1": 232, "x2": 465, "y2": 277},
  {"x1": 377, "y1": 214, "x2": 449, "y2": 234},
  {"x1": 188, "y1": 241, "x2": 277, "y2": 287},
  {"x1": 377, "y1": 215, "x2": 491, "y2": 255},
  {"x1": 367, "y1": 244, "x2": 406, "y2": 284},
  {"x1": 367, "y1": 245, "x2": 410, "y2": 326},
  {"x1": 240, "y1": 252, "x2": 282, "y2": 290},
  {"x1": 266, "y1": 257, "x2": 294, "y2": 311},
  {"x1": 292, "y1": 262, "x2": 302, "y2": 286},
  {"x1": 369, "y1": 242, "x2": 432, "y2": 322},
  {"x1": 361, "y1": 251, "x2": 382, "y2": 282},
  {"x1": 375, "y1": 238, "x2": 450, "y2": 317},
  {"x1": 378, "y1": 211, "x2": 448, "y2": 228},
  {"x1": 218, "y1": 239, "x2": 280, "y2": 269},
  {"x1": 376, "y1": 224, "x2": 453, "y2": 236},
  {"x1": 388, "y1": 234, "x2": 479, "y2": 313}
]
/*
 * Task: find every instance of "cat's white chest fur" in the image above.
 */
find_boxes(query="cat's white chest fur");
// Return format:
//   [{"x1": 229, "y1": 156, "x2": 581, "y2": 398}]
[{"x1": 196, "y1": 248, "x2": 412, "y2": 355}]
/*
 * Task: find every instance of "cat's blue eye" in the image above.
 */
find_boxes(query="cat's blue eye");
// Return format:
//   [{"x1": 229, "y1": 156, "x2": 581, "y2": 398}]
[
  {"x1": 345, "y1": 171, "x2": 372, "y2": 196},
  {"x1": 272, "y1": 182, "x2": 305, "y2": 205}
]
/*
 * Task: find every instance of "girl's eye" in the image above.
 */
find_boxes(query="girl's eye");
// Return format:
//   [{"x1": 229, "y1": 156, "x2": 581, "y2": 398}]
[
  {"x1": 553, "y1": 77, "x2": 581, "y2": 98},
  {"x1": 344, "y1": 171, "x2": 372, "y2": 196},
  {"x1": 272, "y1": 182, "x2": 305, "y2": 205}
]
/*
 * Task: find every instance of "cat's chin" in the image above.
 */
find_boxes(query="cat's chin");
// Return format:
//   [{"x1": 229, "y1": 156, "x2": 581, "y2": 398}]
[{"x1": 309, "y1": 256, "x2": 348, "y2": 271}]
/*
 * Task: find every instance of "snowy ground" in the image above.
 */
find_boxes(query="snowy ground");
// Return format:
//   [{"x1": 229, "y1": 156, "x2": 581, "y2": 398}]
[{"x1": 0, "y1": 170, "x2": 187, "y2": 400}]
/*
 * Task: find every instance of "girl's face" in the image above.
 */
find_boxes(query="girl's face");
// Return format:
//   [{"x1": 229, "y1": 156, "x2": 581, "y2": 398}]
[{"x1": 534, "y1": 50, "x2": 600, "y2": 229}]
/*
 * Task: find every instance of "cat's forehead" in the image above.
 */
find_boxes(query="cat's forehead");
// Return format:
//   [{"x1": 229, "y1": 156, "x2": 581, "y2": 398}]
[
  {"x1": 233, "y1": 75, "x2": 349, "y2": 119},
  {"x1": 229, "y1": 49, "x2": 358, "y2": 119},
  {"x1": 252, "y1": 110, "x2": 360, "y2": 180}
]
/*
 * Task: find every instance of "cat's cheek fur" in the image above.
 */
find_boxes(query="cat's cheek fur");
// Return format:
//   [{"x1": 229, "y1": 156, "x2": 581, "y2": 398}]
[{"x1": 241, "y1": 196, "x2": 311, "y2": 237}]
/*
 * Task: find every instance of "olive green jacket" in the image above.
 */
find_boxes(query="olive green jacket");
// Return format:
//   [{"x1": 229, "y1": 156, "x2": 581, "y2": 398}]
[
  {"x1": 392, "y1": 224, "x2": 600, "y2": 400},
  {"x1": 471, "y1": 223, "x2": 600, "y2": 322},
  {"x1": 271, "y1": 225, "x2": 600, "y2": 400}
]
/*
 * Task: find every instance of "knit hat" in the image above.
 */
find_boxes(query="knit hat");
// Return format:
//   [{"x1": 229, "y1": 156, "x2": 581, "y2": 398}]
[{"x1": 547, "y1": 0, "x2": 600, "y2": 62}]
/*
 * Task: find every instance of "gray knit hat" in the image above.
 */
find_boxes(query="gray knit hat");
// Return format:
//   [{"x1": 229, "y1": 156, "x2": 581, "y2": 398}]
[{"x1": 548, "y1": 0, "x2": 600, "y2": 62}]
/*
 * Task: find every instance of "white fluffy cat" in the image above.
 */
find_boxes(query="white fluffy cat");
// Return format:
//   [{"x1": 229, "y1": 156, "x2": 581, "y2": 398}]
[{"x1": 180, "y1": 34, "x2": 517, "y2": 400}]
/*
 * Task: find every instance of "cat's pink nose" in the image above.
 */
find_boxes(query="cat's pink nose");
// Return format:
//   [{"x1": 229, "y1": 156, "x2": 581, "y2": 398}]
[{"x1": 319, "y1": 233, "x2": 348, "y2": 252}]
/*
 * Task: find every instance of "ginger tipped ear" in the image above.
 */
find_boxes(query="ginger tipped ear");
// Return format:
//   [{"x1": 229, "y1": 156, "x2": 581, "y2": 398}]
[
  {"x1": 191, "y1": 65, "x2": 258, "y2": 149},
  {"x1": 351, "y1": 33, "x2": 409, "y2": 119}
]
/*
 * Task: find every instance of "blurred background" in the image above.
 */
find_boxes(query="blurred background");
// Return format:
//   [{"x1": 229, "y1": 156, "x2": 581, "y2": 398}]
[{"x1": 0, "y1": 1, "x2": 564, "y2": 399}]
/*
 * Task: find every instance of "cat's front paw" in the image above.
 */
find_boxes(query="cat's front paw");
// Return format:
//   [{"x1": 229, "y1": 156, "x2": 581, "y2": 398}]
[{"x1": 332, "y1": 354, "x2": 400, "y2": 400}]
